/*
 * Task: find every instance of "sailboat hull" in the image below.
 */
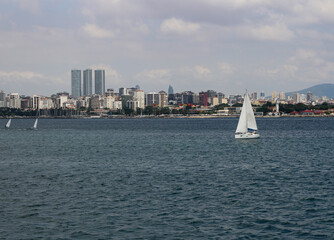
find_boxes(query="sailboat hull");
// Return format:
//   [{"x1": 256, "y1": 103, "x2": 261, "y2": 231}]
[{"x1": 235, "y1": 132, "x2": 260, "y2": 139}]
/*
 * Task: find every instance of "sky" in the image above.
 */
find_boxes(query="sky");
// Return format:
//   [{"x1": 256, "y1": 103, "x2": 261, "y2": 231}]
[{"x1": 0, "y1": 0, "x2": 334, "y2": 96}]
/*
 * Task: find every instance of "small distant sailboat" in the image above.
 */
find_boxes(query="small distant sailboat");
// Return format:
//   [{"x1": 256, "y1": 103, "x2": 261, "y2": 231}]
[
  {"x1": 5, "y1": 118, "x2": 11, "y2": 128},
  {"x1": 235, "y1": 92, "x2": 260, "y2": 139},
  {"x1": 32, "y1": 118, "x2": 38, "y2": 130}
]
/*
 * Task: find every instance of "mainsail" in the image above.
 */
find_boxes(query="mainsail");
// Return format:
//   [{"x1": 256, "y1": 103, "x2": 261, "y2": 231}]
[
  {"x1": 235, "y1": 93, "x2": 258, "y2": 133},
  {"x1": 5, "y1": 119, "x2": 11, "y2": 128},
  {"x1": 33, "y1": 119, "x2": 38, "y2": 129}
]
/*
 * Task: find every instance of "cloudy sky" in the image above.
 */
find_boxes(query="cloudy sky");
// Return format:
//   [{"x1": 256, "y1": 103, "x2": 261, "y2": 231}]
[{"x1": 0, "y1": 0, "x2": 334, "y2": 96}]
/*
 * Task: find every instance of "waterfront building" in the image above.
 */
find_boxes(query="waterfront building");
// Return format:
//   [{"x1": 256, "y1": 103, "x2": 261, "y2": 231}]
[
  {"x1": 95, "y1": 70, "x2": 105, "y2": 95},
  {"x1": 105, "y1": 96, "x2": 123, "y2": 110},
  {"x1": 20, "y1": 97, "x2": 31, "y2": 109},
  {"x1": 39, "y1": 97, "x2": 54, "y2": 109},
  {"x1": 0, "y1": 90, "x2": 5, "y2": 107},
  {"x1": 32, "y1": 95, "x2": 40, "y2": 109},
  {"x1": 119, "y1": 87, "x2": 130, "y2": 96},
  {"x1": 126, "y1": 100, "x2": 139, "y2": 111},
  {"x1": 159, "y1": 91, "x2": 168, "y2": 108},
  {"x1": 9, "y1": 93, "x2": 21, "y2": 109},
  {"x1": 199, "y1": 91, "x2": 208, "y2": 106},
  {"x1": 83, "y1": 69, "x2": 93, "y2": 96},
  {"x1": 180, "y1": 91, "x2": 194, "y2": 105},
  {"x1": 145, "y1": 92, "x2": 160, "y2": 107},
  {"x1": 121, "y1": 95, "x2": 133, "y2": 109},
  {"x1": 58, "y1": 94, "x2": 69, "y2": 108},
  {"x1": 106, "y1": 89, "x2": 114, "y2": 97},
  {"x1": 76, "y1": 98, "x2": 88, "y2": 109},
  {"x1": 133, "y1": 90, "x2": 145, "y2": 109},
  {"x1": 71, "y1": 70, "x2": 81, "y2": 98},
  {"x1": 90, "y1": 95, "x2": 104, "y2": 109}
]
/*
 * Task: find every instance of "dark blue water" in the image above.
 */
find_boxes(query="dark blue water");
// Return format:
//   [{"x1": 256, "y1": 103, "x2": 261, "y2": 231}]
[{"x1": 0, "y1": 117, "x2": 333, "y2": 239}]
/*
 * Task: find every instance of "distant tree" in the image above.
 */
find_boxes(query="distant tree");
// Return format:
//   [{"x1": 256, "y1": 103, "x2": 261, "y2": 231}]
[
  {"x1": 160, "y1": 107, "x2": 170, "y2": 114},
  {"x1": 232, "y1": 103, "x2": 242, "y2": 107},
  {"x1": 214, "y1": 103, "x2": 229, "y2": 110},
  {"x1": 123, "y1": 107, "x2": 134, "y2": 116},
  {"x1": 144, "y1": 106, "x2": 154, "y2": 115},
  {"x1": 294, "y1": 103, "x2": 308, "y2": 112}
]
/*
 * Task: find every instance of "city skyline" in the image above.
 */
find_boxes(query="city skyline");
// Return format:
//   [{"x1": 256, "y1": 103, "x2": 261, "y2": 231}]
[{"x1": 0, "y1": 1, "x2": 334, "y2": 96}]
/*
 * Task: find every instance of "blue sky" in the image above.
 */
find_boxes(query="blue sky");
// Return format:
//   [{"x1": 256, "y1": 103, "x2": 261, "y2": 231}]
[{"x1": 0, "y1": 0, "x2": 334, "y2": 96}]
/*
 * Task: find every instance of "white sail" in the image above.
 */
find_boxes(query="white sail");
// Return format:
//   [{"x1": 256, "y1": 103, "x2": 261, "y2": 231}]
[
  {"x1": 5, "y1": 119, "x2": 11, "y2": 128},
  {"x1": 33, "y1": 119, "x2": 38, "y2": 129},
  {"x1": 235, "y1": 98, "x2": 248, "y2": 133},
  {"x1": 235, "y1": 93, "x2": 258, "y2": 133}
]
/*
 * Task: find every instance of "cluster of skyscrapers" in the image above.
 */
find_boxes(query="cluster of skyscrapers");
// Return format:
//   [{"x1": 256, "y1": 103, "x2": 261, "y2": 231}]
[{"x1": 71, "y1": 69, "x2": 105, "y2": 98}]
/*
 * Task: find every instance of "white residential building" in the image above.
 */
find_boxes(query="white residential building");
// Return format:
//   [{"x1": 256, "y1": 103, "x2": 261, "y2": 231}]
[
  {"x1": 9, "y1": 93, "x2": 21, "y2": 109},
  {"x1": 133, "y1": 90, "x2": 145, "y2": 109}
]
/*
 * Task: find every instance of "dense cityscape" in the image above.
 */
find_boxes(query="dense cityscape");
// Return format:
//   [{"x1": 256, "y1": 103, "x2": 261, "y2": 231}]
[{"x1": 1, "y1": 69, "x2": 334, "y2": 117}]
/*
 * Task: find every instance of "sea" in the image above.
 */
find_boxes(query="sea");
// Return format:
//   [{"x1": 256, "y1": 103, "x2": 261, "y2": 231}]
[{"x1": 0, "y1": 117, "x2": 333, "y2": 239}]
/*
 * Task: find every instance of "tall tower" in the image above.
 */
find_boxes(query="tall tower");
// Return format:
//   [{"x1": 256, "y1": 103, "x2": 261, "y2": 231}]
[
  {"x1": 83, "y1": 69, "x2": 93, "y2": 96},
  {"x1": 168, "y1": 85, "x2": 174, "y2": 101},
  {"x1": 95, "y1": 70, "x2": 105, "y2": 95},
  {"x1": 71, "y1": 70, "x2": 81, "y2": 98}
]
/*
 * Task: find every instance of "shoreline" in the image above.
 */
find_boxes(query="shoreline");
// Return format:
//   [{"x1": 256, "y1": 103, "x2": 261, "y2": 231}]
[{"x1": 0, "y1": 115, "x2": 333, "y2": 119}]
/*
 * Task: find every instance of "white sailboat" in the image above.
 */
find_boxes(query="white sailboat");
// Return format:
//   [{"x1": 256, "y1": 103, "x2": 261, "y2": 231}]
[
  {"x1": 32, "y1": 118, "x2": 38, "y2": 130},
  {"x1": 5, "y1": 118, "x2": 11, "y2": 128},
  {"x1": 235, "y1": 92, "x2": 260, "y2": 139}
]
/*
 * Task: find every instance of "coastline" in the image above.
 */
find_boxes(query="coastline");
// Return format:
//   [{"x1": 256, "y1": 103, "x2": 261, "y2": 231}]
[{"x1": 0, "y1": 114, "x2": 333, "y2": 119}]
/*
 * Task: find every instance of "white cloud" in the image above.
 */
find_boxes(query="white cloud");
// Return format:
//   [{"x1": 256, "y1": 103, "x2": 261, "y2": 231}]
[
  {"x1": 218, "y1": 62, "x2": 236, "y2": 75},
  {"x1": 81, "y1": 23, "x2": 115, "y2": 39},
  {"x1": 0, "y1": 70, "x2": 44, "y2": 82},
  {"x1": 194, "y1": 66, "x2": 210, "y2": 76},
  {"x1": 247, "y1": 23, "x2": 295, "y2": 41},
  {"x1": 136, "y1": 69, "x2": 171, "y2": 84},
  {"x1": 160, "y1": 18, "x2": 200, "y2": 35}
]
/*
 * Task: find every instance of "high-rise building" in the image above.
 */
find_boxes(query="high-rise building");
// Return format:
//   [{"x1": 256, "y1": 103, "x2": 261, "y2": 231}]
[
  {"x1": 181, "y1": 91, "x2": 194, "y2": 105},
  {"x1": 279, "y1": 92, "x2": 285, "y2": 100},
  {"x1": 133, "y1": 90, "x2": 145, "y2": 109},
  {"x1": 251, "y1": 92, "x2": 257, "y2": 100},
  {"x1": 199, "y1": 91, "x2": 208, "y2": 107},
  {"x1": 307, "y1": 91, "x2": 313, "y2": 102},
  {"x1": 0, "y1": 90, "x2": 5, "y2": 101},
  {"x1": 260, "y1": 92, "x2": 265, "y2": 99},
  {"x1": 9, "y1": 93, "x2": 21, "y2": 109},
  {"x1": 145, "y1": 92, "x2": 160, "y2": 106},
  {"x1": 83, "y1": 69, "x2": 92, "y2": 96},
  {"x1": 168, "y1": 85, "x2": 174, "y2": 95},
  {"x1": 159, "y1": 91, "x2": 168, "y2": 107},
  {"x1": 293, "y1": 93, "x2": 300, "y2": 103},
  {"x1": 95, "y1": 70, "x2": 105, "y2": 95},
  {"x1": 271, "y1": 91, "x2": 277, "y2": 100},
  {"x1": 119, "y1": 87, "x2": 129, "y2": 96},
  {"x1": 71, "y1": 70, "x2": 81, "y2": 98}
]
